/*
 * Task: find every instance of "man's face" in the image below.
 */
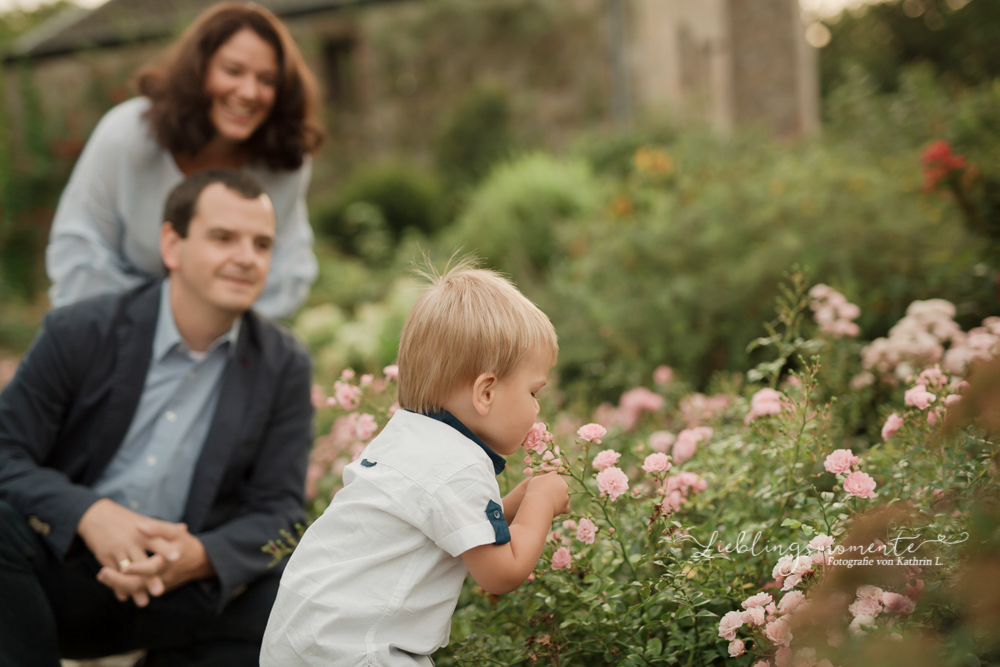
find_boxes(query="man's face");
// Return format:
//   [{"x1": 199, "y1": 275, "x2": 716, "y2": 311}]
[{"x1": 161, "y1": 183, "x2": 275, "y2": 315}]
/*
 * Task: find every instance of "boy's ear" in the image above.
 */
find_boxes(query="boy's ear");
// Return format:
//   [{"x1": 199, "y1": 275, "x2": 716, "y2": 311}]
[{"x1": 471, "y1": 372, "x2": 498, "y2": 416}]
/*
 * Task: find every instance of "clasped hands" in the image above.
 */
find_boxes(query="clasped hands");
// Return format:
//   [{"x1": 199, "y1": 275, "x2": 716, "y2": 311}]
[{"x1": 77, "y1": 498, "x2": 215, "y2": 607}]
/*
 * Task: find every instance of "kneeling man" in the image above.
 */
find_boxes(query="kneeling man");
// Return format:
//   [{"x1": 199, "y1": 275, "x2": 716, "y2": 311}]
[{"x1": 0, "y1": 169, "x2": 313, "y2": 666}]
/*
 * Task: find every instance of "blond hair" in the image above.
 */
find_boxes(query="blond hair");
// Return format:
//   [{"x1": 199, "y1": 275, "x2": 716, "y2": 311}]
[{"x1": 397, "y1": 261, "x2": 558, "y2": 414}]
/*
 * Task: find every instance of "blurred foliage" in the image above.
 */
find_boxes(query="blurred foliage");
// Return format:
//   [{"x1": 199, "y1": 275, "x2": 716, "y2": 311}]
[
  {"x1": 0, "y1": 0, "x2": 75, "y2": 49},
  {"x1": 306, "y1": 65, "x2": 1000, "y2": 408},
  {"x1": 442, "y1": 153, "x2": 601, "y2": 282},
  {"x1": 820, "y1": 0, "x2": 1000, "y2": 96},
  {"x1": 312, "y1": 163, "x2": 444, "y2": 262},
  {"x1": 434, "y1": 84, "x2": 516, "y2": 193}
]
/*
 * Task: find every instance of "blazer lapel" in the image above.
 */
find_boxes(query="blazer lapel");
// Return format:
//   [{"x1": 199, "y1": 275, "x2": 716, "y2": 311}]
[
  {"x1": 183, "y1": 313, "x2": 259, "y2": 532},
  {"x1": 81, "y1": 283, "x2": 160, "y2": 486}
]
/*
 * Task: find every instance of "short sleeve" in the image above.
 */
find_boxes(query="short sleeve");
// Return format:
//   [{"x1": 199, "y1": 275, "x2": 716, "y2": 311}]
[{"x1": 426, "y1": 465, "x2": 502, "y2": 557}]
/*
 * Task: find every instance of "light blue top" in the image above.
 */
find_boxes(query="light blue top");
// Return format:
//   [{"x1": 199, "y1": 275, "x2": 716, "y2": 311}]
[
  {"x1": 46, "y1": 96, "x2": 317, "y2": 320},
  {"x1": 93, "y1": 279, "x2": 239, "y2": 521}
]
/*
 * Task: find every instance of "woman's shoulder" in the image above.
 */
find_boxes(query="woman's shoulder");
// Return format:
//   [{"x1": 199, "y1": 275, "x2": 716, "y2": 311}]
[{"x1": 90, "y1": 97, "x2": 158, "y2": 148}]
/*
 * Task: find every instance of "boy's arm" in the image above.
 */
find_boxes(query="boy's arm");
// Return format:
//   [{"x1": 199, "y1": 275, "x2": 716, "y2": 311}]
[
  {"x1": 462, "y1": 473, "x2": 568, "y2": 595},
  {"x1": 501, "y1": 477, "x2": 532, "y2": 522}
]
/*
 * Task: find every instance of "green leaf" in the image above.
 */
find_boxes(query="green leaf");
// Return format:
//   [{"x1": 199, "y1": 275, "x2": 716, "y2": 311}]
[
  {"x1": 781, "y1": 519, "x2": 801, "y2": 529},
  {"x1": 645, "y1": 638, "x2": 663, "y2": 657},
  {"x1": 802, "y1": 524, "x2": 814, "y2": 535}
]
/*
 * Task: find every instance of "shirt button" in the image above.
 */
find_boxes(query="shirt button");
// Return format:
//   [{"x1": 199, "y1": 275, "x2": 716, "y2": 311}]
[
  {"x1": 164, "y1": 411, "x2": 177, "y2": 422},
  {"x1": 146, "y1": 455, "x2": 157, "y2": 466},
  {"x1": 493, "y1": 510, "x2": 501, "y2": 519}
]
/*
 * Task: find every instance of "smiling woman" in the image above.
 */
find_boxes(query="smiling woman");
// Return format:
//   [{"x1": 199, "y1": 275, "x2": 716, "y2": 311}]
[{"x1": 45, "y1": 2, "x2": 324, "y2": 319}]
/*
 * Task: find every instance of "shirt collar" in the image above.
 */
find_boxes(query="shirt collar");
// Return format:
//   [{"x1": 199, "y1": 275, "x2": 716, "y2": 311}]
[
  {"x1": 416, "y1": 409, "x2": 506, "y2": 476},
  {"x1": 153, "y1": 279, "x2": 241, "y2": 362}
]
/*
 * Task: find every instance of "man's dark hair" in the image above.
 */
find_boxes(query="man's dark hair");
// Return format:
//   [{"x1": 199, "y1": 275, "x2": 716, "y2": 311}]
[{"x1": 163, "y1": 168, "x2": 266, "y2": 238}]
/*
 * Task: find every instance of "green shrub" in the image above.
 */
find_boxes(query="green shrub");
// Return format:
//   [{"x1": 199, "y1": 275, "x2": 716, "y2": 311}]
[
  {"x1": 442, "y1": 153, "x2": 601, "y2": 281},
  {"x1": 543, "y1": 129, "x2": 990, "y2": 400},
  {"x1": 434, "y1": 85, "x2": 516, "y2": 191},
  {"x1": 313, "y1": 163, "x2": 444, "y2": 261}
]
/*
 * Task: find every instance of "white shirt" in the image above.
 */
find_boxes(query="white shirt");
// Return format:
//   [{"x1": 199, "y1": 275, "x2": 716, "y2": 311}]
[
  {"x1": 261, "y1": 409, "x2": 505, "y2": 667},
  {"x1": 46, "y1": 96, "x2": 317, "y2": 319}
]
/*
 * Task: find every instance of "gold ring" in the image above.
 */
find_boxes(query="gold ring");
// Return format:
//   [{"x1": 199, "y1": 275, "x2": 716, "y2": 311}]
[{"x1": 118, "y1": 558, "x2": 131, "y2": 572}]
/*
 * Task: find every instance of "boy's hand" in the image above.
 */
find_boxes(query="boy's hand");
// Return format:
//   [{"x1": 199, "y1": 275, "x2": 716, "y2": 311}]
[{"x1": 526, "y1": 472, "x2": 569, "y2": 515}]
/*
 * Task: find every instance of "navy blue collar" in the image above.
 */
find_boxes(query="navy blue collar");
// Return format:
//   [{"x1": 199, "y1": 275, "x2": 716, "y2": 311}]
[{"x1": 412, "y1": 409, "x2": 506, "y2": 476}]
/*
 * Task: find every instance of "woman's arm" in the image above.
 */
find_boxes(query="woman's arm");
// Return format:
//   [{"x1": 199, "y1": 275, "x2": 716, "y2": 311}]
[
  {"x1": 46, "y1": 101, "x2": 152, "y2": 308},
  {"x1": 253, "y1": 158, "x2": 318, "y2": 319}
]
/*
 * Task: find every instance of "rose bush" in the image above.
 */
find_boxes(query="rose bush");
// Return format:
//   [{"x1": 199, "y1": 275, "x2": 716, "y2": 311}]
[{"x1": 287, "y1": 281, "x2": 1000, "y2": 667}]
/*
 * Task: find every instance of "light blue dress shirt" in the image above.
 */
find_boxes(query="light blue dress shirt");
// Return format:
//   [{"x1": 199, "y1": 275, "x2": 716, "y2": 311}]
[{"x1": 93, "y1": 279, "x2": 240, "y2": 521}]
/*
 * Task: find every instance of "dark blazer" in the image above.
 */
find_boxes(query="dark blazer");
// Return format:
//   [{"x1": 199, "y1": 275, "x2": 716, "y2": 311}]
[{"x1": 0, "y1": 280, "x2": 313, "y2": 610}]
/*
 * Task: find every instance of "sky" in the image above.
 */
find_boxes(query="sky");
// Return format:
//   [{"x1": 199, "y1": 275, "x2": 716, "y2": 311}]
[{"x1": 1, "y1": 0, "x2": 875, "y2": 16}]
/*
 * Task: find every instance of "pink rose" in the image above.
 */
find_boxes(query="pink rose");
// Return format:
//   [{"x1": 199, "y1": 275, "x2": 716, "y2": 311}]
[
  {"x1": 904, "y1": 384, "x2": 936, "y2": 410},
  {"x1": 671, "y1": 437, "x2": 697, "y2": 465},
  {"x1": 551, "y1": 547, "x2": 571, "y2": 570},
  {"x1": 577, "y1": 423, "x2": 607, "y2": 443},
  {"x1": 673, "y1": 428, "x2": 708, "y2": 465},
  {"x1": 944, "y1": 393, "x2": 962, "y2": 406},
  {"x1": 333, "y1": 381, "x2": 361, "y2": 410},
  {"x1": 653, "y1": 365, "x2": 674, "y2": 385},
  {"x1": 649, "y1": 430, "x2": 676, "y2": 453},
  {"x1": 778, "y1": 591, "x2": 805, "y2": 613},
  {"x1": 881, "y1": 413, "x2": 904, "y2": 440},
  {"x1": 576, "y1": 517, "x2": 598, "y2": 545},
  {"x1": 642, "y1": 453, "x2": 672, "y2": 473},
  {"x1": 562, "y1": 519, "x2": 577, "y2": 530},
  {"x1": 596, "y1": 467, "x2": 629, "y2": 501},
  {"x1": 917, "y1": 366, "x2": 947, "y2": 389},
  {"x1": 592, "y1": 449, "x2": 621, "y2": 471},
  {"x1": 807, "y1": 534, "x2": 834, "y2": 551},
  {"x1": 661, "y1": 490, "x2": 685, "y2": 513},
  {"x1": 728, "y1": 638, "x2": 745, "y2": 657},
  {"x1": 856, "y1": 585, "x2": 884, "y2": 601},
  {"x1": 383, "y1": 364, "x2": 399, "y2": 380},
  {"x1": 523, "y1": 422, "x2": 550, "y2": 454},
  {"x1": 848, "y1": 614, "x2": 875, "y2": 637},
  {"x1": 310, "y1": 384, "x2": 326, "y2": 410},
  {"x1": 765, "y1": 618, "x2": 793, "y2": 647},
  {"x1": 794, "y1": 648, "x2": 818, "y2": 667},
  {"x1": 745, "y1": 388, "x2": 787, "y2": 424},
  {"x1": 881, "y1": 592, "x2": 916, "y2": 615},
  {"x1": 353, "y1": 413, "x2": 378, "y2": 441},
  {"x1": 340, "y1": 369, "x2": 355, "y2": 379},
  {"x1": 774, "y1": 647, "x2": 793, "y2": 667},
  {"x1": 848, "y1": 597, "x2": 882, "y2": 619},
  {"x1": 742, "y1": 607, "x2": 765, "y2": 626},
  {"x1": 742, "y1": 592, "x2": 773, "y2": 609},
  {"x1": 359, "y1": 374, "x2": 374, "y2": 387},
  {"x1": 824, "y1": 448, "x2": 860, "y2": 474},
  {"x1": 717, "y1": 610, "x2": 744, "y2": 640},
  {"x1": 844, "y1": 471, "x2": 877, "y2": 499}
]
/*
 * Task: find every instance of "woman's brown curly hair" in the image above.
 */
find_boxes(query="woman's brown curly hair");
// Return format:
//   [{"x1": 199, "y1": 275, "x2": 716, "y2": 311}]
[{"x1": 135, "y1": 2, "x2": 324, "y2": 171}]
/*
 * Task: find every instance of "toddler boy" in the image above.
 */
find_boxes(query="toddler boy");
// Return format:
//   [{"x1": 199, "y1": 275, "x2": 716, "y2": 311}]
[{"x1": 260, "y1": 265, "x2": 569, "y2": 666}]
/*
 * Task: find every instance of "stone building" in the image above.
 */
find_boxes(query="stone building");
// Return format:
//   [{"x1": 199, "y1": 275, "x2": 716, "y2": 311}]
[{"x1": 2, "y1": 0, "x2": 819, "y2": 188}]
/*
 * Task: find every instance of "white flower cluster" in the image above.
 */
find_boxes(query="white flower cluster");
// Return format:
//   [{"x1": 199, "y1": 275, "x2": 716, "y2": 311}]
[{"x1": 860, "y1": 299, "x2": 1000, "y2": 383}]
